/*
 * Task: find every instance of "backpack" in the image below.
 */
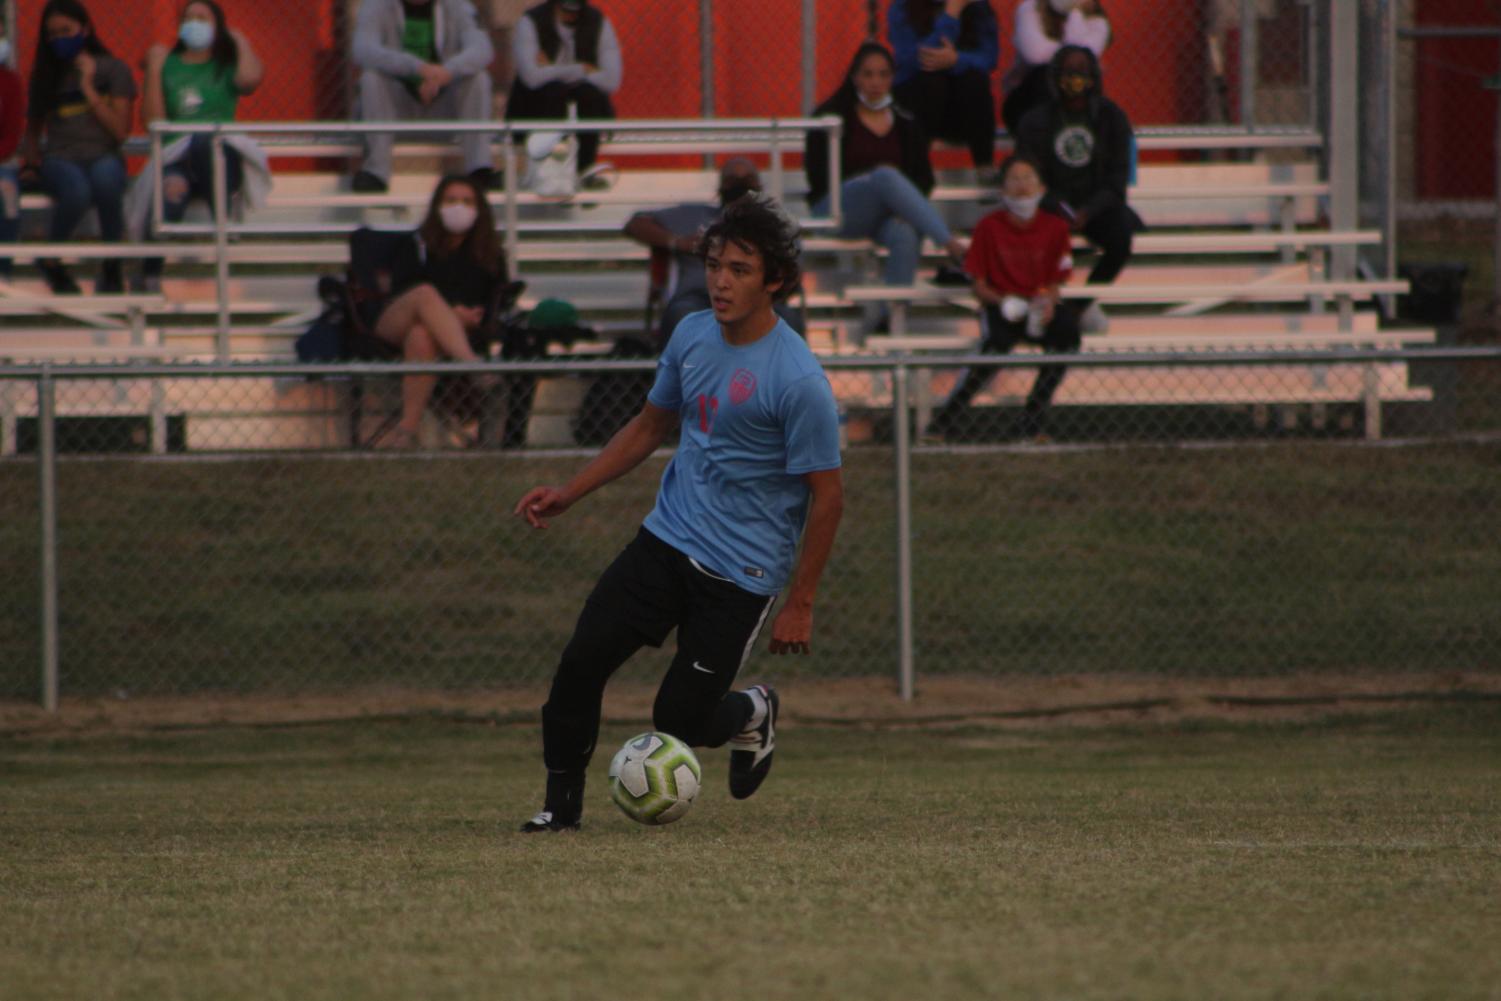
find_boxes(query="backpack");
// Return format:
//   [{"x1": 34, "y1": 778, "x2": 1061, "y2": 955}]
[{"x1": 572, "y1": 334, "x2": 657, "y2": 446}]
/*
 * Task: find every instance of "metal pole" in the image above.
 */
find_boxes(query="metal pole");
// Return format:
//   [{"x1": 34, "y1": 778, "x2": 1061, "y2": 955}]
[
  {"x1": 1494, "y1": 67, "x2": 1501, "y2": 315},
  {"x1": 503, "y1": 124, "x2": 520, "y2": 278},
  {"x1": 828, "y1": 119, "x2": 843, "y2": 225},
  {"x1": 801, "y1": 0, "x2": 817, "y2": 116},
  {"x1": 151, "y1": 127, "x2": 164, "y2": 235},
  {"x1": 892, "y1": 363, "x2": 914, "y2": 702},
  {"x1": 1239, "y1": 0, "x2": 1257, "y2": 130},
  {"x1": 211, "y1": 130, "x2": 231, "y2": 361},
  {"x1": 1328, "y1": 0, "x2": 1359, "y2": 292},
  {"x1": 701, "y1": 0, "x2": 715, "y2": 169},
  {"x1": 38, "y1": 369, "x2": 59, "y2": 713}
]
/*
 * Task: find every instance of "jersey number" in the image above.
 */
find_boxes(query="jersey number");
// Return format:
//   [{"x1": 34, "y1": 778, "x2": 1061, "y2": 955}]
[{"x1": 697, "y1": 394, "x2": 719, "y2": 435}]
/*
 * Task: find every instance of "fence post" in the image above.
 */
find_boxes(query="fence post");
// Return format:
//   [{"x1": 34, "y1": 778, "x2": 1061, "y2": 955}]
[
  {"x1": 801, "y1": 0, "x2": 816, "y2": 116},
  {"x1": 892, "y1": 362, "x2": 914, "y2": 702},
  {"x1": 700, "y1": 0, "x2": 715, "y2": 169},
  {"x1": 1328, "y1": 1, "x2": 1359, "y2": 286},
  {"x1": 38, "y1": 368, "x2": 59, "y2": 712},
  {"x1": 211, "y1": 129, "x2": 231, "y2": 362}
]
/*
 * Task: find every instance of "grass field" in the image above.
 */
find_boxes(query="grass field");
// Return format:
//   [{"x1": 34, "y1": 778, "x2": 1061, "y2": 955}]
[{"x1": 3, "y1": 702, "x2": 1499, "y2": 1001}]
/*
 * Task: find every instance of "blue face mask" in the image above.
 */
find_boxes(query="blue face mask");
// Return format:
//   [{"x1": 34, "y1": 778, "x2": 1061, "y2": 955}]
[
  {"x1": 178, "y1": 20, "x2": 215, "y2": 51},
  {"x1": 49, "y1": 33, "x2": 87, "y2": 60}
]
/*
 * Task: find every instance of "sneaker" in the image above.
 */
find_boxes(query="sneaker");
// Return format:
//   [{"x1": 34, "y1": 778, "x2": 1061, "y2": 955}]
[
  {"x1": 40, "y1": 261, "x2": 81, "y2": 295},
  {"x1": 729, "y1": 684, "x2": 779, "y2": 800},
  {"x1": 519, "y1": 810, "x2": 580, "y2": 833},
  {"x1": 931, "y1": 262, "x2": 973, "y2": 287},
  {"x1": 1079, "y1": 302, "x2": 1109, "y2": 334},
  {"x1": 351, "y1": 170, "x2": 389, "y2": 194}
]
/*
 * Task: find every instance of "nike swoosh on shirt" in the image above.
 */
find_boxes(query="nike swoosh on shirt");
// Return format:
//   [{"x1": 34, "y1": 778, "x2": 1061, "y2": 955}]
[{"x1": 691, "y1": 661, "x2": 714, "y2": 674}]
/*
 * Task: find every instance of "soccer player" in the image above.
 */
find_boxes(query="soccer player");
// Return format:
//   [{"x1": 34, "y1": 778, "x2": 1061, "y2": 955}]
[{"x1": 513, "y1": 194, "x2": 844, "y2": 833}]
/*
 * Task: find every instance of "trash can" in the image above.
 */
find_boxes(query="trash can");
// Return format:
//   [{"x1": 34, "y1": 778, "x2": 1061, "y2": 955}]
[
  {"x1": 1397, "y1": 262, "x2": 1467, "y2": 326},
  {"x1": 1396, "y1": 262, "x2": 1468, "y2": 434}
]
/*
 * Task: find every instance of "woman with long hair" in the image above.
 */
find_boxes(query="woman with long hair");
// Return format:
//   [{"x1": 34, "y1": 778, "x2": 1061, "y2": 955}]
[
  {"x1": 803, "y1": 42, "x2": 967, "y2": 340},
  {"x1": 20, "y1": 0, "x2": 136, "y2": 294},
  {"x1": 1000, "y1": 0, "x2": 1110, "y2": 136},
  {"x1": 372, "y1": 173, "x2": 508, "y2": 446},
  {"x1": 137, "y1": 0, "x2": 264, "y2": 289}
]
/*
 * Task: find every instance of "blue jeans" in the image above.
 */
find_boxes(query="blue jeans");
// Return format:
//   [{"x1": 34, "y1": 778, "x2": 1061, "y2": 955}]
[
  {"x1": 815, "y1": 166, "x2": 953, "y2": 287},
  {"x1": 145, "y1": 136, "x2": 245, "y2": 278},
  {"x1": 40, "y1": 154, "x2": 127, "y2": 243},
  {"x1": 0, "y1": 165, "x2": 18, "y2": 277}
]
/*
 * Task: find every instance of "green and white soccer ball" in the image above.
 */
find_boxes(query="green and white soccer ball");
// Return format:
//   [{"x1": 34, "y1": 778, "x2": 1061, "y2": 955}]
[{"x1": 608, "y1": 731, "x2": 702, "y2": 825}]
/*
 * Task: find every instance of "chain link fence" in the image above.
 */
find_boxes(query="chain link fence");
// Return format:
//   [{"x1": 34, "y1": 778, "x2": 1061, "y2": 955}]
[{"x1": 3, "y1": 351, "x2": 1499, "y2": 704}]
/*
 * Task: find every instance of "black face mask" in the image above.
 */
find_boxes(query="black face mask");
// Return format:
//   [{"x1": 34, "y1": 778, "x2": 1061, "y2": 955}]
[{"x1": 718, "y1": 182, "x2": 757, "y2": 206}]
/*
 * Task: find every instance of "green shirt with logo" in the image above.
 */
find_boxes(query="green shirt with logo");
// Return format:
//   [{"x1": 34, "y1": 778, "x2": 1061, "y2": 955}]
[{"x1": 161, "y1": 51, "x2": 239, "y2": 143}]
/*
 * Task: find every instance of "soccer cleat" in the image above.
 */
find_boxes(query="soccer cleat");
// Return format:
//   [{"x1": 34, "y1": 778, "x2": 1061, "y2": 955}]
[
  {"x1": 519, "y1": 810, "x2": 580, "y2": 833},
  {"x1": 729, "y1": 684, "x2": 779, "y2": 800}
]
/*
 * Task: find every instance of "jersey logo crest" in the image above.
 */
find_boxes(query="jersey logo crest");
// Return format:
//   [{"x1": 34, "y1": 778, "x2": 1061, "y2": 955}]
[
  {"x1": 729, "y1": 368, "x2": 757, "y2": 405},
  {"x1": 1054, "y1": 125, "x2": 1095, "y2": 169}
]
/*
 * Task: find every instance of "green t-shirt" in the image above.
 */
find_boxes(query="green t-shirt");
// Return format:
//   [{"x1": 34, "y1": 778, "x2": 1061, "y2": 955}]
[
  {"x1": 400, "y1": 1, "x2": 437, "y2": 93},
  {"x1": 161, "y1": 51, "x2": 238, "y2": 142}
]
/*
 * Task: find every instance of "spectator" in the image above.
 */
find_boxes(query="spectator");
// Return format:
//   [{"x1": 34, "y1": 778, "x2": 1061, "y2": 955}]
[
  {"x1": 0, "y1": 17, "x2": 23, "y2": 283},
  {"x1": 804, "y1": 42, "x2": 967, "y2": 339},
  {"x1": 507, "y1": 0, "x2": 621, "y2": 189},
  {"x1": 1015, "y1": 43, "x2": 1137, "y2": 333},
  {"x1": 1000, "y1": 0, "x2": 1109, "y2": 137},
  {"x1": 134, "y1": 0, "x2": 268, "y2": 291},
  {"x1": 926, "y1": 153, "x2": 1078, "y2": 442},
  {"x1": 887, "y1": 0, "x2": 1000, "y2": 179},
  {"x1": 370, "y1": 174, "x2": 507, "y2": 447},
  {"x1": 19, "y1": 0, "x2": 136, "y2": 295},
  {"x1": 623, "y1": 157, "x2": 802, "y2": 347},
  {"x1": 350, "y1": 0, "x2": 496, "y2": 195}
]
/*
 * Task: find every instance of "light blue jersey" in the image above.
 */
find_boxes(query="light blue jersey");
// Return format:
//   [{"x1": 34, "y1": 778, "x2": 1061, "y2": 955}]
[{"x1": 643, "y1": 310, "x2": 842, "y2": 595}]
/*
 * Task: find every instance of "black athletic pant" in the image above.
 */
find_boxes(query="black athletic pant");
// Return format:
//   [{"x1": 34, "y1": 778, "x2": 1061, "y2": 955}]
[
  {"x1": 540, "y1": 527, "x2": 776, "y2": 781},
  {"x1": 934, "y1": 301, "x2": 1081, "y2": 428},
  {"x1": 896, "y1": 70, "x2": 997, "y2": 168},
  {"x1": 505, "y1": 80, "x2": 616, "y2": 172},
  {"x1": 1078, "y1": 202, "x2": 1138, "y2": 288}
]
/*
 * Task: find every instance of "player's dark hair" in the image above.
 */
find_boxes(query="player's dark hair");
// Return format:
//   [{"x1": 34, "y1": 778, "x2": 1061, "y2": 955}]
[
  {"x1": 698, "y1": 195, "x2": 802, "y2": 303},
  {"x1": 996, "y1": 152, "x2": 1045, "y2": 187}
]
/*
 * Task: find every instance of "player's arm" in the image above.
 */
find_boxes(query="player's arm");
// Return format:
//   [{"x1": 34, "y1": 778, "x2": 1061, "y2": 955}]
[
  {"x1": 769, "y1": 467, "x2": 844, "y2": 654},
  {"x1": 514, "y1": 402, "x2": 680, "y2": 528}
]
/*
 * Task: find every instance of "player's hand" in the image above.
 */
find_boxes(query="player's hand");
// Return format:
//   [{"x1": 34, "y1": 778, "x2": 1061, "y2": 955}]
[
  {"x1": 768, "y1": 602, "x2": 812, "y2": 655},
  {"x1": 76, "y1": 52, "x2": 98, "y2": 91},
  {"x1": 514, "y1": 485, "x2": 573, "y2": 529}
]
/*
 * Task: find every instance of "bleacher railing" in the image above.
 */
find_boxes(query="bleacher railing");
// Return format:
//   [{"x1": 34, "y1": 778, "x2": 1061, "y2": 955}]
[{"x1": 4, "y1": 346, "x2": 1499, "y2": 710}]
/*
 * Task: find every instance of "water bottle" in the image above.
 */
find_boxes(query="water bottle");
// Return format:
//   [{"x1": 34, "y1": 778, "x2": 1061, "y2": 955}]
[{"x1": 1026, "y1": 298, "x2": 1046, "y2": 341}]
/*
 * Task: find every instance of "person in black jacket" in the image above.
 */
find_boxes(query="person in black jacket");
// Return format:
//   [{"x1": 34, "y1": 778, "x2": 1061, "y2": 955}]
[
  {"x1": 1014, "y1": 43, "x2": 1139, "y2": 332},
  {"x1": 371, "y1": 173, "x2": 508, "y2": 446},
  {"x1": 805, "y1": 42, "x2": 967, "y2": 338}
]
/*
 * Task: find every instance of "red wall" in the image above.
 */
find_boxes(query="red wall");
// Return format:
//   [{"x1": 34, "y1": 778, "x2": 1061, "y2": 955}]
[{"x1": 1414, "y1": 1, "x2": 1498, "y2": 199}]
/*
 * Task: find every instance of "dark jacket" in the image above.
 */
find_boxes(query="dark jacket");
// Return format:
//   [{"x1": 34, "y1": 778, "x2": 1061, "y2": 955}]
[
  {"x1": 525, "y1": 1, "x2": 603, "y2": 67},
  {"x1": 1014, "y1": 45, "x2": 1134, "y2": 224},
  {"x1": 804, "y1": 98, "x2": 935, "y2": 207}
]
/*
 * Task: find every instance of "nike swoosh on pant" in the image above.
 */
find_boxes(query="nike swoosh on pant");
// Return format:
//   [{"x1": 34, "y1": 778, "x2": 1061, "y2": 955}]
[{"x1": 692, "y1": 661, "x2": 714, "y2": 674}]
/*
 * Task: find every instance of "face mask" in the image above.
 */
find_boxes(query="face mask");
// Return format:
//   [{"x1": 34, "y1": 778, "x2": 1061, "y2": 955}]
[
  {"x1": 179, "y1": 20, "x2": 215, "y2": 51},
  {"x1": 1049, "y1": 0, "x2": 1082, "y2": 13},
  {"x1": 0, "y1": 40, "x2": 11, "y2": 65},
  {"x1": 1060, "y1": 72, "x2": 1094, "y2": 98},
  {"x1": 50, "y1": 34, "x2": 87, "y2": 60},
  {"x1": 858, "y1": 91, "x2": 893, "y2": 112},
  {"x1": 1003, "y1": 193, "x2": 1043, "y2": 221},
  {"x1": 439, "y1": 202, "x2": 478, "y2": 234},
  {"x1": 718, "y1": 181, "x2": 757, "y2": 206}
]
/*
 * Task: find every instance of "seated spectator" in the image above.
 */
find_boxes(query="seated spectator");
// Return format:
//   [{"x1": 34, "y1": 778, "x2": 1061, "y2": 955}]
[
  {"x1": 926, "y1": 153, "x2": 1078, "y2": 442},
  {"x1": 805, "y1": 42, "x2": 968, "y2": 339},
  {"x1": 1000, "y1": 0, "x2": 1109, "y2": 137},
  {"x1": 133, "y1": 0, "x2": 267, "y2": 291},
  {"x1": 623, "y1": 157, "x2": 802, "y2": 348},
  {"x1": 350, "y1": 0, "x2": 496, "y2": 194},
  {"x1": 370, "y1": 174, "x2": 507, "y2": 447},
  {"x1": 507, "y1": 0, "x2": 621, "y2": 189},
  {"x1": 0, "y1": 18, "x2": 22, "y2": 283},
  {"x1": 887, "y1": 0, "x2": 1000, "y2": 179},
  {"x1": 1015, "y1": 44, "x2": 1137, "y2": 333},
  {"x1": 19, "y1": 0, "x2": 136, "y2": 294}
]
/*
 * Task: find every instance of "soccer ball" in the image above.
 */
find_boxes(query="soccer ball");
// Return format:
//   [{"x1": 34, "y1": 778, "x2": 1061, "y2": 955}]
[{"x1": 608, "y1": 732, "x2": 702, "y2": 825}]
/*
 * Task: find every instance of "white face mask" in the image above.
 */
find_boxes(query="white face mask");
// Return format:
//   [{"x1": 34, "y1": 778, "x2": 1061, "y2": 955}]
[
  {"x1": 1049, "y1": 0, "x2": 1082, "y2": 14},
  {"x1": 439, "y1": 202, "x2": 478, "y2": 234},
  {"x1": 1003, "y1": 193, "x2": 1044, "y2": 221},
  {"x1": 857, "y1": 91, "x2": 893, "y2": 112}
]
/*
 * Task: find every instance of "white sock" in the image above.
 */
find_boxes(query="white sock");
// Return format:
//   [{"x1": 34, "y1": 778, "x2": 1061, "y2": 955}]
[{"x1": 741, "y1": 687, "x2": 767, "y2": 732}]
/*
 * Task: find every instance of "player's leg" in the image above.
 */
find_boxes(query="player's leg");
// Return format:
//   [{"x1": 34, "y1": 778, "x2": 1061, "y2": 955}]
[
  {"x1": 522, "y1": 529, "x2": 685, "y2": 832},
  {"x1": 652, "y1": 557, "x2": 779, "y2": 799}
]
